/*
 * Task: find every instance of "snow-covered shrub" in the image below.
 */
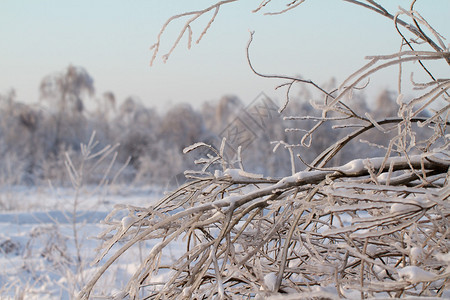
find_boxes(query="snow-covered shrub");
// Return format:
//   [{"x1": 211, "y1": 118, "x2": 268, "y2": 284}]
[{"x1": 79, "y1": 1, "x2": 449, "y2": 299}]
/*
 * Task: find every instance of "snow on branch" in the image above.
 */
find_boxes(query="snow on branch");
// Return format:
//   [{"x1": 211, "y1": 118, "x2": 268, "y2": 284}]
[
  {"x1": 79, "y1": 150, "x2": 449, "y2": 298},
  {"x1": 80, "y1": 1, "x2": 450, "y2": 299}
]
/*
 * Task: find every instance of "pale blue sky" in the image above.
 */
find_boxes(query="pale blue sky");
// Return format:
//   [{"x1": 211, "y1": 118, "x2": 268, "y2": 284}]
[{"x1": 1, "y1": 0, "x2": 449, "y2": 110}]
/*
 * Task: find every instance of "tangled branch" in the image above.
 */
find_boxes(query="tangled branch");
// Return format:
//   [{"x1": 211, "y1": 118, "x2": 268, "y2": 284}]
[
  {"x1": 79, "y1": 149, "x2": 449, "y2": 299},
  {"x1": 81, "y1": 1, "x2": 449, "y2": 299}
]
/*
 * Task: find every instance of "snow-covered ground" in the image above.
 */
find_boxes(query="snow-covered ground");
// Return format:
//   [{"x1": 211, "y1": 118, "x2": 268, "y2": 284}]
[{"x1": 0, "y1": 184, "x2": 165, "y2": 299}]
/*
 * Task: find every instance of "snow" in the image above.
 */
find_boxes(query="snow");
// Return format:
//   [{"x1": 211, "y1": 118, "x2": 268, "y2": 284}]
[
  {"x1": 435, "y1": 251, "x2": 450, "y2": 263},
  {"x1": 121, "y1": 216, "x2": 135, "y2": 231},
  {"x1": 373, "y1": 265, "x2": 388, "y2": 278},
  {"x1": 397, "y1": 266, "x2": 436, "y2": 283},
  {"x1": 216, "y1": 168, "x2": 264, "y2": 180},
  {"x1": 366, "y1": 244, "x2": 378, "y2": 256},
  {"x1": 182, "y1": 142, "x2": 208, "y2": 154},
  {"x1": 263, "y1": 272, "x2": 277, "y2": 292},
  {"x1": 340, "y1": 158, "x2": 365, "y2": 173},
  {"x1": 0, "y1": 210, "x2": 107, "y2": 224},
  {"x1": 0, "y1": 185, "x2": 163, "y2": 299},
  {"x1": 410, "y1": 247, "x2": 423, "y2": 264}
]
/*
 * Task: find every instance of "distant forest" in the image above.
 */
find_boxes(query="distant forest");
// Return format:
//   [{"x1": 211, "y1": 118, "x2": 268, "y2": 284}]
[{"x1": 0, "y1": 65, "x2": 413, "y2": 188}]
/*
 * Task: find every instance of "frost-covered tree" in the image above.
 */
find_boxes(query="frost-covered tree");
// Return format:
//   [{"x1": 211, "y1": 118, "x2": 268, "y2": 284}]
[
  {"x1": 80, "y1": 1, "x2": 449, "y2": 299},
  {"x1": 160, "y1": 103, "x2": 205, "y2": 150},
  {"x1": 40, "y1": 65, "x2": 94, "y2": 152}
]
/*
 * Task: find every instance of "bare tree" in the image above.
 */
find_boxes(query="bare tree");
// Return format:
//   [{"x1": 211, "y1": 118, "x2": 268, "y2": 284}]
[{"x1": 79, "y1": 1, "x2": 449, "y2": 299}]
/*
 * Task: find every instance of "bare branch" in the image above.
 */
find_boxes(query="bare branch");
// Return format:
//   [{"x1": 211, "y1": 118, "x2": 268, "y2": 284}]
[{"x1": 246, "y1": 31, "x2": 334, "y2": 112}]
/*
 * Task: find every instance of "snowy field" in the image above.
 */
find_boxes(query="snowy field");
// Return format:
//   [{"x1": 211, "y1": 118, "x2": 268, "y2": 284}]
[{"x1": 0, "y1": 184, "x2": 167, "y2": 299}]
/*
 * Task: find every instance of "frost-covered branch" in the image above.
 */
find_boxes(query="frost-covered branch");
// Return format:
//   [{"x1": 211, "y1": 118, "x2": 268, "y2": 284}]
[
  {"x1": 80, "y1": 1, "x2": 450, "y2": 298},
  {"x1": 149, "y1": 0, "x2": 239, "y2": 66},
  {"x1": 79, "y1": 150, "x2": 449, "y2": 299}
]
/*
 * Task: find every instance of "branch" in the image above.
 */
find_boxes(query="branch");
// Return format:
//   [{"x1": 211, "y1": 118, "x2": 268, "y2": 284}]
[
  {"x1": 149, "y1": 0, "x2": 239, "y2": 66},
  {"x1": 310, "y1": 117, "x2": 450, "y2": 168},
  {"x1": 342, "y1": 0, "x2": 447, "y2": 55},
  {"x1": 246, "y1": 31, "x2": 335, "y2": 113}
]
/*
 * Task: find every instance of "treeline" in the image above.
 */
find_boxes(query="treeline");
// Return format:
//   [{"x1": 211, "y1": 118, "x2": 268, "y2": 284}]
[{"x1": 0, "y1": 65, "x2": 404, "y2": 187}]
